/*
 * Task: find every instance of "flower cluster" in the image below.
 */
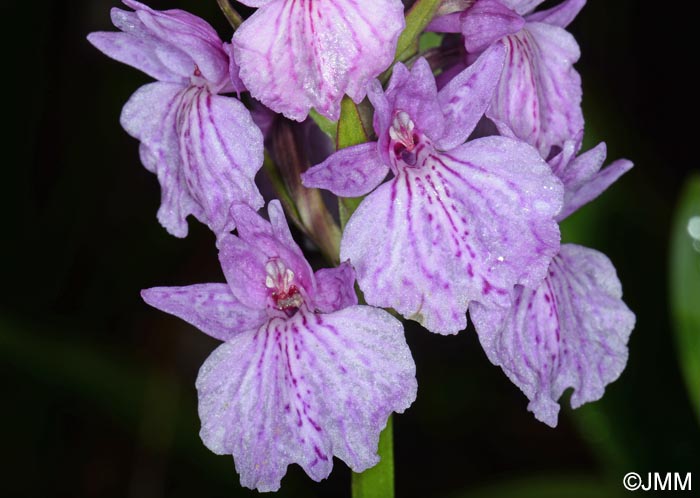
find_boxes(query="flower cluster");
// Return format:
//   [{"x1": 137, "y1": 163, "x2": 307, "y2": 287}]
[{"x1": 90, "y1": 0, "x2": 634, "y2": 491}]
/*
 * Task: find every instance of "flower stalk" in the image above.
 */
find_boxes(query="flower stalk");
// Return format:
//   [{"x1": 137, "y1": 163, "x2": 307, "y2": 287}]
[
  {"x1": 216, "y1": 0, "x2": 244, "y2": 29},
  {"x1": 352, "y1": 415, "x2": 395, "y2": 498}
]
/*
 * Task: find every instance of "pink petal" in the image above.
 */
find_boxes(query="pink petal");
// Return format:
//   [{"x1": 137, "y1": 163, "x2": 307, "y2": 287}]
[
  {"x1": 487, "y1": 21, "x2": 583, "y2": 159},
  {"x1": 141, "y1": 284, "x2": 266, "y2": 341},
  {"x1": 219, "y1": 203, "x2": 314, "y2": 311},
  {"x1": 268, "y1": 200, "x2": 304, "y2": 260},
  {"x1": 525, "y1": 0, "x2": 586, "y2": 28},
  {"x1": 368, "y1": 60, "x2": 445, "y2": 167},
  {"x1": 471, "y1": 244, "x2": 634, "y2": 427},
  {"x1": 124, "y1": 0, "x2": 229, "y2": 86},
  {"x1": 426, "y1": 12, "x2": 462, "y2": 33},
  {"x1": 341, "y1": 136, "x2": 563, "y2": 335},
  {"x1": 196, "y1": 306, "x2": 416, "y2": 491},
  {"x1": 224, "y1": 42, "x2": 246, "y2": 95},
  {"x1": 216, "y1": 235, "x2": 271, "y2": 310},
  {"x1": 120, "y1": 82, "x2": 199, "y2": 237},
  {"x1": 302, "y1": 142, "x2": 389, "y2": 197},
  {"x1": 381, "y1": 59, "x2": 444, "y2": 143},
  {"x1": 460, "y1": 0, "x2": 525, "y2": 53},
  {"x1": 177, "y1": 89, "x2": 264, "y2": 236},
  {"x1": 500, "y1": 0, "x2": 547, "y2": 15},
  {"x1": 232, "y1": 0, "x2": 405, "y2": 121},
  {"x1": 559, "y1": 158, "x2": 633, "y2": 221},
  {"x1": 236, "y1": 0, "x2": 276, "y2": 6},
  {"x1": 436, "y1": 43, "x2": 506, "y2": 150},
  {"x1": 549, "y1": 141, "x2": 633, "y2": 220},
  {"x1": 88, "y1": 8, "x2": 188, "y2": 84},
  {"x1": 313, "y1": 262, "x2": 358, "y2": 313}
]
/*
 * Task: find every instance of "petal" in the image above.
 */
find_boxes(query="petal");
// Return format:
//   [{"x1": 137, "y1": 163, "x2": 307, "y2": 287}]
[
  {"x1": 383, "y1": 59, "x2": 445, "y2": 143},
  {"x1": 547, "y1": 131, "x2": 582, "y2": 177},
  {"x1": 219, "y1": 205, "x2": 314, "y2": 309},
  {"x1": 559, "y1": 159, "x2": 633, "y2": 221},
  {"x1": 224, "y1": 42, "x2": 246, "y2": 95},
  {"x1": 487, "y1": 22, "x2": 583, "y2": 158},
  {"x1": 426, "y1": 12, "x2": 462, "y2": 33},
  {"x1": 525, "y1": 0, "x2": 586, "y2": 28},
  {"x1": 550, "y1": 141, "x2": 634, "y2": 220},
  {"x1": 125, "y1": 0, "x2": 229, "y2": 85},
  {"x1": 313, "y1": 262, "x2": 358, "y2": 313},
  {"x1": 120, "y1": 82, "x2": 199, "y2": 237},
  {"x1": 302, "y1": 142, "x2": 389, "y2": 197},
  {"x1": 229, "y1": 201, "x2": 310, "y2": 274},
  {"x1": 268, "y1": 200, "x2": 303, "y2": 259},
  {"x1": 87, "y1": 8, "x2": 191, "y2": 84},
  {"x1": 232, "y1": 0, "x2": 405, "y2": 121},
  {"x1": 368, "y1": 60, "x2": 446, "y2": 168},
  {"x1": 177, "y1": 89, "x2": 264, "y2": 236},
  {"x1": 460, "y1": 0, "x2": 525, "y2": 53},
  {"x1": 367, "y1": 78, "x2": 392, "y2": 154},
  {"x1": 436, "y1": 43, "x2": 506, "y2": 150},
  {"x1": 471, "y1": 244, "x2": 634, "y2": 427},
  {"x1": 556, "y1": 140, "x2": 605, "y2": 189},
  {"x1": 341, "y1": 136, "x2": 563, "y2": 334},
  {"x1": 500, "y1": 0, "x2": 547, "y2": 15},
  {"x1": 196, "y1": 306, "x2": 416, "y2": 491},
  {"x1": 141, "y1": 284, "x2": 266, "y2": 341},
  {"x1": 217, "y1": 235, "x2": 270, "y2": 310},
  {"x1": 236, "y1": 0, "x2": 276, "y2": 6}
]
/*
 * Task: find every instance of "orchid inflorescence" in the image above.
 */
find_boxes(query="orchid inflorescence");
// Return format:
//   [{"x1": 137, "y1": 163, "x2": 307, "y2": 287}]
[{"x1": 89, "y1": 0, "x2": 635, "y2": 492}]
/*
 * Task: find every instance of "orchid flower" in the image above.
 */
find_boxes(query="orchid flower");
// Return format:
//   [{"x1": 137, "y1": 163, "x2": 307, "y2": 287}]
[
  {"x1": 88, "y1": 0, "x2": 263, "y2": 238},
  {"x1": 142, "y1": 201, "x2": 417, "y2": 491},
  {"x1": 232, "y1": 0, "x2": 406, "y2": 121},
  {"x1": 304, "y1": 47, "x2": 564, "y2": 335},
  {"x1": 471, "y1": 135, "x2": 635, "y2": 426},
  {"x1": 430, "y1": 0, "x2": 586, "y2": 158}
]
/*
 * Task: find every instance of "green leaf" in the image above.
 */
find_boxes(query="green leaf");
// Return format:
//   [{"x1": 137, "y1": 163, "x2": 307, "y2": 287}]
[
  {"x1": 669, "y1": 173, "x2": 700, "y2": 425},
  {"x1": 336, "y1": 96, "x2": 368, "y2": 149},
  {"x1": 352, "y1": 415, "x2": 394, "y2": 498},
  {"x1": 419, "y1": 31, "x2": 444, "y2": 52},
  {"x1": 394, "y1": 0, "x2": 442, "y2": 64},
  {"x1": 310, "y1": 109, "x2": 338, "y2": 141},
  {"x1": 339, "y1": 196, "x2": 364, "y2": 230}
]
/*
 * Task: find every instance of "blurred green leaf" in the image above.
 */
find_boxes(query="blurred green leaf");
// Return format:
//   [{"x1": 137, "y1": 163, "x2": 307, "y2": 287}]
[
  {"x1": 669, "y1": 174, "x2": 700, "y2": 424},
  {"x1": 0, "y1": 317, "x2": 229, "y2": 482},
  {"x1": 352, "y1": 416, "x2": 394, "y2": 498},
  {"x1": 571, "y1": 402, "x2": 630, "y2": 472},
  {"x1": 448, "y1": 475, "x2": 626, "y2": 498}
]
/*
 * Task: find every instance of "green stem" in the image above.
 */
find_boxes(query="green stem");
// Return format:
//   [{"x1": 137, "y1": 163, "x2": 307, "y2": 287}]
[
  {"x1": 352, "y1": 415, "x2": 394, "y2": 498},
  {"x1": 216, "y1": 0, "x2": 244, "y2": 29}
]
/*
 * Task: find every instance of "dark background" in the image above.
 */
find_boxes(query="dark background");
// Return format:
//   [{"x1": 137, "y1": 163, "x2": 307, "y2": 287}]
[{"x1": 2, "y1": 1, "x2": 698, "y2": 497}]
